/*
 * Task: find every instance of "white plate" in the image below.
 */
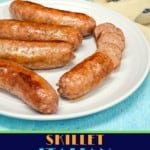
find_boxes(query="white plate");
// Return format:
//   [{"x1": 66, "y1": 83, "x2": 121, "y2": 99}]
[{"x1": 0, "y1": 0, "x2": 149, "y2": 120}]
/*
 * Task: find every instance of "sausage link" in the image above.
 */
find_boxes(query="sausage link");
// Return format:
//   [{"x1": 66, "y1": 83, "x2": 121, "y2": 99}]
[
  {"x1": 0, "y1": 19, "x2": 82, "y2": 50},
  {"x1": 0, "y1": 39, "x2": 74, "y2": 69},
  {"x1": 96, "y1": 43, "x2": 122, "y2": 69},
  {"x1": 97, "y1": 32, "x2": 125, "y2": 52},
  {"x1": 94, "y1": 23, "x2": 115, "y2": 40},
  {"x1": 58, "y1": 52, "x2": 113, "y2": 99},
  {"x1": 94, "y1": 23, "x2": 125, "y2": 68},
  {"x1": 9, "y1": 1, "x2": 96, "y2": 36},
  {"x1": 0, "y1": 59, "x2": 58, "y2": 114},
  {"x1": 58, "y1": 23, "x2": 125, "y2": 100},
  {"x1": 94, "y1": 23, "x2": 125, "y2": 41}
]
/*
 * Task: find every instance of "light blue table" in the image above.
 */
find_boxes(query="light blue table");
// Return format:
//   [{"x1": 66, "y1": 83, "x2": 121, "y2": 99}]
[{"x1": 0, "y1": 0, "x2": 150, "y2": 131}]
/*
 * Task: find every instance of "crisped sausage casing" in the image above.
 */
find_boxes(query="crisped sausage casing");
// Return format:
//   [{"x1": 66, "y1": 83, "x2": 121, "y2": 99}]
[
  {"x1": 0, "y1": 59, "x2": 58, "y2": 114},
  {"x1": 10, "y1": 1, "x2": 96, "y2": 36},
  {"x1": 0, "y1": 19, "x2": 82, "y2": 50},
  {"x1": 0, "y1": 39, "x2": 74, "y2": 69},
  {"x1": 58, "y1": 52, "x2": 113, "y2": 99}
]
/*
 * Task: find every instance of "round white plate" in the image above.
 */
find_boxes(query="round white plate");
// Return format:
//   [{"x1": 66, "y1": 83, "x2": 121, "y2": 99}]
[{"x1": 0, "y1": 0, "x2": 149, "y2": 120}]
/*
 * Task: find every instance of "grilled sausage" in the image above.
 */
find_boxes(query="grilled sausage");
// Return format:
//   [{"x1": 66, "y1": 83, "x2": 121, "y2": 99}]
[
  {"x1": 94, "y1": 23, "x2": 125, "y2": 41},
  {"x1": 58, "y1": 52, "x2": 113, "y2": 99},
  {"x1": 10, "y1": 0, "x2": 96, "y2": 36},
  {"x1": 0, "y1": 59, "x2": 58, "y2": 114},
  {"x1": 97, "y1": 32, "x2": 125, "y2": 52},
  {"x1": 94, "y1": 23, "x2": 125, "y2": 68},
  {"x1": 96, "y1": 43, "x2": 122, "y2": 69},
  {"x1": 0, "y1": 39, "x2": 74, "y2": 69},
  {"x1": 0, "y1": 19, "x2": 82, "y2": 50},
  {"x1": 58, "y1": 23, "x2": 125, "y2": 100}
]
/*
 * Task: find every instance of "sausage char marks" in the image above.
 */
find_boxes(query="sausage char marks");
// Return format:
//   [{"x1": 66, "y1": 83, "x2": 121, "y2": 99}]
[
  {"x1": 58, "y1": 23, "x2": 125, "y2": 100},
  {"x1": 10, "y1": 0, "x2": 96, "y2": 36},
  {"x1": 0, "y1": 59, "x2": 58, "y2": 114}
]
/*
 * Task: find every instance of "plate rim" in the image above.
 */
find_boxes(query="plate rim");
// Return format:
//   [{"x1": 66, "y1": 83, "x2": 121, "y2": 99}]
[{"x1": 0, "y1": 0, "x2": 149, "y2": 121}]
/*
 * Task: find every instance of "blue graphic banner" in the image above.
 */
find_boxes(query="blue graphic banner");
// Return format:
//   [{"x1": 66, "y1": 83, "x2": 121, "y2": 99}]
[{"x1": 0, "y1": 133, "x2": 149, "y2": 150}]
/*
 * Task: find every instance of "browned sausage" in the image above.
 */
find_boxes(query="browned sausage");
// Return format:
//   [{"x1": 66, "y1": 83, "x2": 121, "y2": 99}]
[
  {"x1": 96, "y1": 43, "x2": 122, "y2": 69},
  {"x1": 94, "y1": 23, "x2": 125, "y2": 68},
  {"x1": 94, "y1": 23, "x2": 125, "y2": 41},
  {"x1": 94, "y1": 23, "x2": 115, "y2": 40},
  {"x1": 9, "y1": 1, "x2": 96, "y2": 36},
  {"x1": 97, "y1": 32, "x2": 125, "y2": 52},
  {"x1": 0, "y1": 59, "x2": 58, "y2": 114},
  {"x1": 58, "y1": 52, "x2": 113, "y2": 99},
  {"x1": 58, "y1": 23, "x2": 125, "y2": 100},
  {"x1": 0, "y1": 19, "x2": 82, "y2": 50},
  {"x1": 0, "y1": 39, "x2": 74, "y2": 69}
]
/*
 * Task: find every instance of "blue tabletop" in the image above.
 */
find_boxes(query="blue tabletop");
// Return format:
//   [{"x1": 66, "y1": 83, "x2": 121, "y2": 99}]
[{"x1": 0, "y1": 0, "x2": 150, "y2": 131}]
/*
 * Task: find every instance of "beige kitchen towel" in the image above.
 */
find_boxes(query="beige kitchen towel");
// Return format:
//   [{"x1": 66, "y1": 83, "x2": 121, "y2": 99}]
[{"x1": 93, "y1": 0, "x2": 150, "y2": 43}]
